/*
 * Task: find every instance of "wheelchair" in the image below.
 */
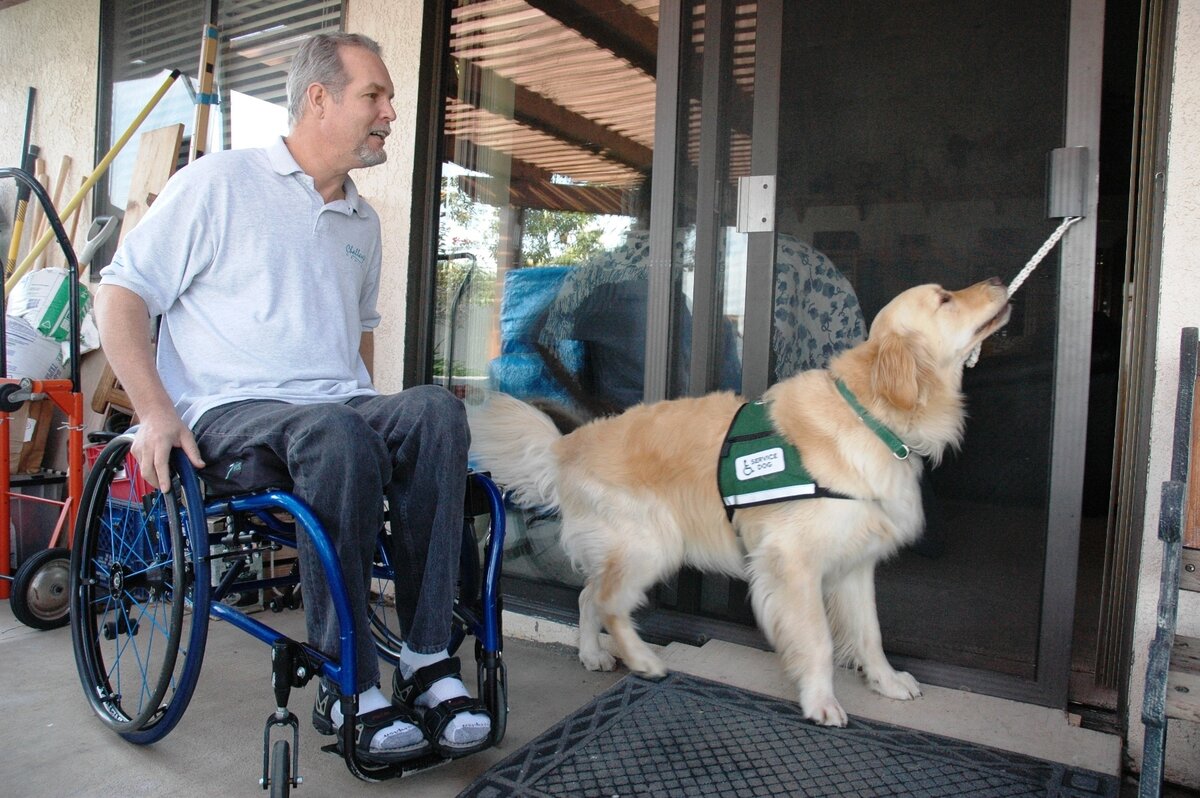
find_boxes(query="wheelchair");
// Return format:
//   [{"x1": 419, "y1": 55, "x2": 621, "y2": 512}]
[{"x1": 68, "y1": 432, "x2": 507, "y2": 793}]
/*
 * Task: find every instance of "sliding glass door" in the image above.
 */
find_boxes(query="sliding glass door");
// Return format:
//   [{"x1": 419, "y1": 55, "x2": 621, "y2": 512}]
[{"x1": 424, "y1": 0, "x2": 1103, "y2": 706}]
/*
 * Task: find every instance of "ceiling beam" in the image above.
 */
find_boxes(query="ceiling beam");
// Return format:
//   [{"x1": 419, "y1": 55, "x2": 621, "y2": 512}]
[
  {"x1": 523, "y1": 0, "x2": 658, "y2": 78},
  {"x1": 443, "y1": 137, "x2": 554, "y2": 183},
  {"x1": 450, "y1": 59, "x2": 653, "y2": 173},
  {"x1": 458, "y1": 175, "x2": 631, "y2": 215}
]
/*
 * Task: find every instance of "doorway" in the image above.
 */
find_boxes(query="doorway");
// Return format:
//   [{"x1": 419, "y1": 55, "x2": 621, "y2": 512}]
[{"x1": 419, "y1": 0, "x2": 1131, "y2": 712}]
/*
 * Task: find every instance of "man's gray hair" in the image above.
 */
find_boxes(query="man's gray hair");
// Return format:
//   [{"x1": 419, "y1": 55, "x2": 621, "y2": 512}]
[{"x1": 286, "y1": 32, "x2": 382, "y2": 128}]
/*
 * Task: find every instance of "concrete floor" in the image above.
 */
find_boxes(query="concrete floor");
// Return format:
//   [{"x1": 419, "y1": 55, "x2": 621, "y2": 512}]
[
  {"x1": 0, "y1": 601, "x2": 622, "y2": 798},
  {"x1": 1, "y1": 598, "x2": 1131, "y2": 798}
]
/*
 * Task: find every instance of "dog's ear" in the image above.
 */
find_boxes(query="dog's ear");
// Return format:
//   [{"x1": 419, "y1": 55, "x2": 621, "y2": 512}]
[{"x1": 872, "y1": 332, "x2": 932, "y2": 412}]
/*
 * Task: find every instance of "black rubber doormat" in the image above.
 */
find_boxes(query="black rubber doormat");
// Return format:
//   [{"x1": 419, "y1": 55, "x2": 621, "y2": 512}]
[{"x1": 459, "y1": 672, "x2": 1118, "y2": 798}]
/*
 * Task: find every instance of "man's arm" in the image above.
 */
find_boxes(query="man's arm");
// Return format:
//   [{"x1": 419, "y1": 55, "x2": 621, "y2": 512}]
[
  {"x1": 360, "y1": 331, "x2": 374, "y2": 383},
  {"x1": 94, "y1": 284, "x2": 205, "y2": 490}
]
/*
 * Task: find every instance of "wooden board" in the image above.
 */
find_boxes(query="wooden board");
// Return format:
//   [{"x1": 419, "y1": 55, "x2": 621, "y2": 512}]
[
  {"x1": 1167, "y1": 635, "x2": 1200, "y2": 724},
  {"x1": 1182, "y1": 548, "x2": 1200, "y2": 593},
  {"x1": 1187, "y1": 375, "x2": 1200, "y2": 548},
  {"x1": 85, "y1": 125, "x2": 182, "y2": 422},
  {"x1": 116, "y1": 124, "x2": 183, "y2": 247},
  {"x1": 89, "y1": 361, "x2": 133, "y2": 416}
]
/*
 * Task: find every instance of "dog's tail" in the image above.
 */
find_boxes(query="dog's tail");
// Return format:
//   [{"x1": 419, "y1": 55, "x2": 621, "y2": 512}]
[{"x1": 469, "y1": 392, "x2": 563, "y2": 511}]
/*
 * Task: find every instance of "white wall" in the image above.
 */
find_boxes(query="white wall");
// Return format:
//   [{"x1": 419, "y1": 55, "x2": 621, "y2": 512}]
[
  {"x1": 0, "y1": 0, "x2": 99, "y2": 251},
  {"x1": 0, "y1": 0, "x2": 103, "y2": 463},
  {"x1": 1126, "y1": 0, "x2": 1200, "y2": 788},
  {"x1": 345, "y1": 0, "x2": 425, "y2": 394}
]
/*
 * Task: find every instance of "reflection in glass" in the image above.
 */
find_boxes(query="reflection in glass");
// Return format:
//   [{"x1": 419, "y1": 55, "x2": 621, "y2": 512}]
[{"x1": 434, "y1": 1, "x2": 661, "y2": 589}]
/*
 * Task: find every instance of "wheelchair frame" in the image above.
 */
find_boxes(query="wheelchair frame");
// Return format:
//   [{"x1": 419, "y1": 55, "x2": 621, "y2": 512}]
[{"x1": 69, "y1": 435, "x2": 507, "y2": 790}]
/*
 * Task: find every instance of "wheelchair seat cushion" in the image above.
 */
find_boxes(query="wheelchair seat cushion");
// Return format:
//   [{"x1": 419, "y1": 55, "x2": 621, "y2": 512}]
[{"x1": 199, "y1": 445, "x2": 294, "y2": 497}]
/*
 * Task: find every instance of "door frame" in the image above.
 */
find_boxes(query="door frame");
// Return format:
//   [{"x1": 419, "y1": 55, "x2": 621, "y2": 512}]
[
  {"x1": 411, "y1": 0, "x2": 1108, "y2": 710},
  {"x1": 650, "y1": 0, "x2": 1106, "y2": 708}
]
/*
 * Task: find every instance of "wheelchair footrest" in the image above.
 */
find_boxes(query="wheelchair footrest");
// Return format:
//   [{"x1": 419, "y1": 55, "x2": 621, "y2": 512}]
[{"x1": 319, "y1": 742, "x2": 457, "y2": 781}]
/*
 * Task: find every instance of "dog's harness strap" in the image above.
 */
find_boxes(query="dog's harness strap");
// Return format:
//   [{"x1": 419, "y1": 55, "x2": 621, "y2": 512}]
[
  {"x1": 833, "y1": 379, "x2": 910, "y2": 460},
  {"x1": 718, "y1": 401, "x2": 852, "y2": 521}
]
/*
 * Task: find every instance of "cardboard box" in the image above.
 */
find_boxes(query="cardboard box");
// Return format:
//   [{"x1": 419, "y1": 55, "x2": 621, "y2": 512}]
[{"x1": 7, "y1": 400, "x2": 55, "y2": 474}]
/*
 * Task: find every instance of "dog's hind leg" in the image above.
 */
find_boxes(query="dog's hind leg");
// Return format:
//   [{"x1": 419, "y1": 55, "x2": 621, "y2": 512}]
[
  {"x1": 578, "y1": 578, "x2": 617, "y2": 672},
  {"x1": 748, "y1": 549, "x2": 848, "y2": 726},
  {"x1": 826, "y1": 563, "x2": 921, "y2": 701},
  {"x1": 591, "y1": 550, "x2": 668, "y2": 679}
]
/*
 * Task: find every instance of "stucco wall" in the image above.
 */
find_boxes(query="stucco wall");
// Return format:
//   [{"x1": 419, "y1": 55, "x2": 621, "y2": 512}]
[
  {"x1": 1126, "y1": 0, "x2": 1200, "y2": 788},
  {"x1": 0, "y1": 0, "x2": 102, "y2": 465},
  {"x1": 345, "y1": 0, "x2": 424, "y2": 394},
  {"x1": 0, "y1": 0, "x2": 99, "y2": 254}
]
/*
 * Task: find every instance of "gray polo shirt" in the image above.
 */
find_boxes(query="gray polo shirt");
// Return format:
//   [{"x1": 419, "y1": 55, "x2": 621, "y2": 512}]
[{"x1": 101, "y1": 136, "x2": 382, "y2": 427}]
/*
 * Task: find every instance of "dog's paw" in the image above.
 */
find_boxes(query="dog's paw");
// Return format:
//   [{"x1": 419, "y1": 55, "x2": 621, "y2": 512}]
[
  {"x1": 579, "y1": 649, "x2": 618, "y2": 672},
  {"x1": 623, "y1": 652, "x2": 667, "y2": 680},
  {"x1": 801, "y1": 691, "x2": 848, "y2": 727},
  {"x1": 869, "y1": 669, "x2": 922, "y2": 701}
]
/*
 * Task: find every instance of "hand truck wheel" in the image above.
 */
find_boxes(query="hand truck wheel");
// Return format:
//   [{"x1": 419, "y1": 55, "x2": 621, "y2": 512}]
[{"x1": 10, "y1": 546, "x2": 71, "y2": 630}]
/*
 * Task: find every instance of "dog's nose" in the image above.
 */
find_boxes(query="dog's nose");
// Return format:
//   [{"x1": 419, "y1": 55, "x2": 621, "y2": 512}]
[{"x1": 985, "y1": 276, "x2": 1004, "y2": 287}]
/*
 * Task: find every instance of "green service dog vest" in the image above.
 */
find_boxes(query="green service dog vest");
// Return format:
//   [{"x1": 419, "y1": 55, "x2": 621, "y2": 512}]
[{"x1": 717, "y1": 400, "x2": 850, "y2": 519}]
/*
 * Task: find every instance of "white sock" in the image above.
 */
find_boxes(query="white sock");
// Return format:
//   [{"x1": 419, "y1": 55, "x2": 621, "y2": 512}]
[
  {"x1": 330, "y1": 685, "x2": 423, "y2": 753},
  {"x1": 398, "y1": 645, "x2": 491, "y2": 745}
]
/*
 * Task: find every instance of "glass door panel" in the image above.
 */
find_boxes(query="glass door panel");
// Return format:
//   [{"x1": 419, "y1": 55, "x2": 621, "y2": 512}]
[
  {"x1": 774, "y1": 0, "x2": 1071, "y2": 682},
  {"x1": 432, "y1": 0, "x2": 661, "y2": 591},
  {"x1": 667, "y1": 0, "x2": 756, "y2": 400},
  {"x1": 664, "y1": 0, "x2": 1095, "y2": 704}
]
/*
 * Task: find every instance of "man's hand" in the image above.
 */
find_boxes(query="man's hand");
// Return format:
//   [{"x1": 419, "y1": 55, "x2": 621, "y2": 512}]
[{"x1": 130, "y1": 409, "x2": 206, "y2": 492}]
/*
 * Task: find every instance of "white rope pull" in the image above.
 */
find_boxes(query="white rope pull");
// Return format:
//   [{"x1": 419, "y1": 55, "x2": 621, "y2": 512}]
[{"x1": 965, "y1": 215, "x2": 1082, "y2": 368}]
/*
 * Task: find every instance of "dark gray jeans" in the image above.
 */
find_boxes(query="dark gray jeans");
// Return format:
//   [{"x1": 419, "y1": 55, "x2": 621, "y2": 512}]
[{"x1": 192, "y1": 385, "x2": 469, "y2": 691}]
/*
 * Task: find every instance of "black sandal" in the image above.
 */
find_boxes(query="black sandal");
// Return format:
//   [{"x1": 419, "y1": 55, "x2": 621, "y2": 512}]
[
  {"x1": 392, "y1": 657, "x2": 492, "y2": 758},
  {"x1": 312, "y1": 680, "x2": 431, "y2": 764}
]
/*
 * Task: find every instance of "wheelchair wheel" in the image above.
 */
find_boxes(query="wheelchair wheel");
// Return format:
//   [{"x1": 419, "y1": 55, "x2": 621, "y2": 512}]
[
  {"x1": 449, "y1": 513, "x2": 483, "y2": 655},
  {"x1": 367, "y1": 515, "x2": 483, "y2": 664},
  {"x1": 9, "y1": 546, "x2": 71, "y2": 630},
  {"x1": 269, "y1": 739, "x2": 291, "y2": 798},
  {"x1": 368, "y1": 525, "x2": 405, "y2": 666},
  {"x1": 70, "y1": 439, "x2": 212, "y2": 743}
]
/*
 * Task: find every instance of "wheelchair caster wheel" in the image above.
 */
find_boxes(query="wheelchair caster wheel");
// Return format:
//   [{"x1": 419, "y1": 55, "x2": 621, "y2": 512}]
[{"x1": 269, "y1": 739, "x2": 293, "y2": 797}]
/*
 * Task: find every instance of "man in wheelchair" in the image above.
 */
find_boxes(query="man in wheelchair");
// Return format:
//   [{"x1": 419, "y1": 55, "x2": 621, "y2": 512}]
[{"x1": 94, "y1": 32, "x2": 491, "y2": 765}]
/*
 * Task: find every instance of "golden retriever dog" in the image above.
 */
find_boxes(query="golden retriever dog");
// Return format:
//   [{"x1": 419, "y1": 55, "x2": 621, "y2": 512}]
[{"x1": 468, "y1": 278, "x2": 1010, "y2": 726}]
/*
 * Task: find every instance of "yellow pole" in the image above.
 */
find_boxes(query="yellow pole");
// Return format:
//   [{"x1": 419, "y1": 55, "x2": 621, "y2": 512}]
[
  {"x1": 5, "y1": 69, "x2": 181, "y2": 295},
  {"x1": 189, "y1": 25, "x2": 219, "y2": 162}
]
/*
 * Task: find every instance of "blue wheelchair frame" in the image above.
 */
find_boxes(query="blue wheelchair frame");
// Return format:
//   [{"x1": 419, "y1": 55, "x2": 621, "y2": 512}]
[{"x1": 69, "y1": 437, "x2": 507, "y2": 786}]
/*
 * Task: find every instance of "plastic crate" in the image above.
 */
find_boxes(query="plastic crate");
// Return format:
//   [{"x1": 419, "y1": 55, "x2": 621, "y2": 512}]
[{"x1": 84, "y1": 443, "x2": 154, "y2": 502}]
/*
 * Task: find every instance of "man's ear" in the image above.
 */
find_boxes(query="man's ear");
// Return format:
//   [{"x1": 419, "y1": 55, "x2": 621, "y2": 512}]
[{"x1": 306, "y1": 82, "x2": 328, "y2": 119}]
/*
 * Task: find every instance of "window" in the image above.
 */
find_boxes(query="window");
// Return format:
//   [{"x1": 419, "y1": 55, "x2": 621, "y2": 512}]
[{"x1": 93, "y1": 0, "x2": 342, "y2": 274}]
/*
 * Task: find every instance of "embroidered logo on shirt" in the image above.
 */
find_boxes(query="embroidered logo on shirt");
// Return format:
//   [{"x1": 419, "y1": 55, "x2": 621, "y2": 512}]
[
  {"x1": 345, "y1": 244, "x2": 366, "y2": 264},
  {"x1": 736, "y1": 447, "x2": 786, "y2": 480}
]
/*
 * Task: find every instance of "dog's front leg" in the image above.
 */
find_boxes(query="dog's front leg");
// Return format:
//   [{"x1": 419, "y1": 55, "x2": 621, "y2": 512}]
[
  {"x1": 749, "y1": 553, "x2": 848, "y2": 727},
  {"x1": 826, "y1": 563, "x2": 921, "y2": 701}
]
